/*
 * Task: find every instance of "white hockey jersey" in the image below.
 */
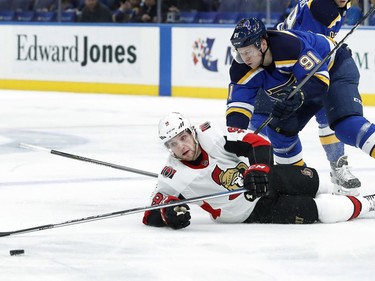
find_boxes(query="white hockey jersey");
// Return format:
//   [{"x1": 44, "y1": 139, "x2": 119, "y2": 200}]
[{"x1": 143, "y1": 121, "x2": 272, "y2": 224}]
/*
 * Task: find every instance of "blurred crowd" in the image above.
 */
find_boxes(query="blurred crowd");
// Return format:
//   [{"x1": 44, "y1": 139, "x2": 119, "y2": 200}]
[{"x1": 0, "y1": 0, "x2": 374, "y2": 25}]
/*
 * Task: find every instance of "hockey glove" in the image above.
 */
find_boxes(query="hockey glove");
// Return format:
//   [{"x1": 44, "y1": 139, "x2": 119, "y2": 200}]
[
  {"x1": 272, "y1": 86, "x2": 304, "y2": 120},
  {"x1": 243, "y1": 164, "x2": 270, "y2": 201},
  {"x1": 160, "y1": 196, "x2": 191, "y2": 229}
]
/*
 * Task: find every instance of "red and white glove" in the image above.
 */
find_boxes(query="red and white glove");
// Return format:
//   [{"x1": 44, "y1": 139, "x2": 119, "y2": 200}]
[{"x1": 243, "y1": 164, "x2": 270, "y2": 201}]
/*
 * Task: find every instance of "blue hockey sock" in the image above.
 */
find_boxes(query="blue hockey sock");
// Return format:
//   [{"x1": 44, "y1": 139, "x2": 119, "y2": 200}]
[
  {"x1": 318, "y1": 125, "x2": 344, "y2": 163},
  {"x1": 335, "y1": 116, "x2": 375, "y2": 157}
]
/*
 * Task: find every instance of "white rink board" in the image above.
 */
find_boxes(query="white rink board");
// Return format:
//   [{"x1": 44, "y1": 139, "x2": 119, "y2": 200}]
[
  {"x1": 0, "y1": 25, "x2": 159, "y2": 84},
  {"x1": 171, "y1": 26, "x2": 233, "y2": 88},
  {"x1": 336, "y1": 28, "x2": 375, "y2": 94}
]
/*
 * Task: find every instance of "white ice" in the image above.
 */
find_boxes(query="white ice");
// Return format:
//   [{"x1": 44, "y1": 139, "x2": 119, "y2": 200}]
[{"x1": 0, "y1": 90, "x2": 375, "y2": 281}]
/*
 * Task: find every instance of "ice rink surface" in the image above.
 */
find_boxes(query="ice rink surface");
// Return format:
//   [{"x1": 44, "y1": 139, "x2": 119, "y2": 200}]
[{"x1": 1, "y1": 89, "x2": 375, "y2": 281}]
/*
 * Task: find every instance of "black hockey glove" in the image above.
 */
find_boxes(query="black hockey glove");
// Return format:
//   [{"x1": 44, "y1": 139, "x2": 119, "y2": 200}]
[
  {"x1": 160, "y1": 196, "x2": 191, "y2": 229},
  {"x1": 243, "y1": 164, "x2": 270, "y2": 201},
  {"x1": 272, "y1": 86, "x2": 304, "y2": 120}
]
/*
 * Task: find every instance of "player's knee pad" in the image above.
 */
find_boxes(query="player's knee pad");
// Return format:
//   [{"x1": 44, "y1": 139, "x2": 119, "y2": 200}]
[{"x1": 270, "y1": 166, "x2": 319, "y2": 197}]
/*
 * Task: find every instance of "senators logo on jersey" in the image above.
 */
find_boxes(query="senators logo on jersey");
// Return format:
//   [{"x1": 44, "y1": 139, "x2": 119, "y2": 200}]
[{"x1": 211, "y1": 162, "x2": 248, "y2": 190}]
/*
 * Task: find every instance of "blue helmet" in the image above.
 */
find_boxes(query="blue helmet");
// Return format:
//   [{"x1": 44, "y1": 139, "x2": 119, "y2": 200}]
[{"x1": 230, "y1": 18, "x2": 267, "y2": 49}]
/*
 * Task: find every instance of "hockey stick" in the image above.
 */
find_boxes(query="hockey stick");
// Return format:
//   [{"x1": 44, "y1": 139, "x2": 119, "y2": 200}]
[
  {"x1": 254, "y1": 5, "x2": 375, "y2": 134},
  {"x1": 0, "y1": 188, "x2": 247, "y2": 237},
  {"x1": 19, "y1": 143, "x2": 158, "y2": 178}
]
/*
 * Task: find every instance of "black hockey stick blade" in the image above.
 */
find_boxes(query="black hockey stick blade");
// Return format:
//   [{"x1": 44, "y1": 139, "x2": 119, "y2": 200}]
[{"x1": 0, "y1": 189, "x2": 247, "y2": 237}]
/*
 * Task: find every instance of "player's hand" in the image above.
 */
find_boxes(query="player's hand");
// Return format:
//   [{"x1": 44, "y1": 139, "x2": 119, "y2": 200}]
[
  {"x1": 272, "y1": 86, "x2": 304, "y2": 120},
  {"x1": 161, "y1": 196, "x2": 191, "y2": 229},
  {"x1": 243, "y1": 164, "x2": 270, "y2": 201}
]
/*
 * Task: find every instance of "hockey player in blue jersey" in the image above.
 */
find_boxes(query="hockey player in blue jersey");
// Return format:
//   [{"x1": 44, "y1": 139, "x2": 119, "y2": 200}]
[
  {"x1": 248, "y1": 0, "x2": 361, "y2": 195},
  {"x1": 226, "y1": 18, "x2": 375, "y2": 195}
]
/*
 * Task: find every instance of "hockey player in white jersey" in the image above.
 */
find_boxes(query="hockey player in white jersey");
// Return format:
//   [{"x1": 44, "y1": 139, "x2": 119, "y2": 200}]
[{"x1": 143, "y1": 112, "x2": 375, "y2": 229}]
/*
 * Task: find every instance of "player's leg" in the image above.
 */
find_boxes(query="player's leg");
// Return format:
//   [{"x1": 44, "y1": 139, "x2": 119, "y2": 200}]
[
  {"x1": 315, "y1": 108, "x2": 344, "y2": 162},
  {"x1": 269, "y1": 165, "x2": 319, "y2": 197},
  {"x1": 325, "y1": 57, "x2": 375, "y2": 160},
  {"x1": 314, "y1": 193, "x2": 374, "y2": 223},
  {"x1": 245, "y1": 193, "x2": 374, "y2": 224},
  {"x1": 266, "y1": 129, "x2": 305, "y2": 166},
  {"x1": 315, "y1": 109, "x2": 361, "y2": 195},
  {"x1": 266, "y1": 99, "x2": 321, "y2": 166}
]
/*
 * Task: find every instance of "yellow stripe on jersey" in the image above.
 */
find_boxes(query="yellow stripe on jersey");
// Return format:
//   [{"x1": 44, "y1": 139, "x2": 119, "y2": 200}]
[
  {"x1": 314, "y1": 73, "x2": 330, "y2": 87},
  {"x1": 225, "y1": 107, "x2": 252, "y2": 118},
  {"x1": 328, "y1": 14, "x2": 341, "y2": 28},
  {"x1": 237, "y1": 67, "x2": 263, "y2": 84}
]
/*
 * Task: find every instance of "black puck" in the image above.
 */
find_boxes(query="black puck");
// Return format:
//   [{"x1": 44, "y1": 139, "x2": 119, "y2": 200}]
[{"x1": 10, "y1": 249, "x2": 25, "y2": 256}]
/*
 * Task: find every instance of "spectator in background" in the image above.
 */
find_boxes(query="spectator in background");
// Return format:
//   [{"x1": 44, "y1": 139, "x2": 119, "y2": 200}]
[
  {"x1": 103, "y1": 0, "x2": 121, "y2": 10},
  {"x1": 62, "y1": 0, "x2": 80, "y2": 11},
  {"x1": 277, "y1": 0, "x2": 297, "y2": 23},
  {"x1": 133, "y1": 0, "x2": 158, "y2": 23},
  {"x1": 11, "y1": 0, "x2": 34, "y2": 11},
  {"x1": 79, "y1": 0, "x2": 113, "y2": 22},
  {"x1": 33, "y1": 0, "x2": 58, "y2": 11},
  {"x1": 204, "y1": 0, "x2": 220, "y2": 11},
  {"x1": 162, "y1": 0, "x2": 208, "y2": 22},
  {"x1": 112, "y1": 0, "x2": 141, "y2": 22},
  {"x1": 217, "y1": 0, "x2": 264, "y2": 13},
  {"x1": 163, "y1": 0, "x2": 208, "y2": 12},
  {"x1": 344, "y1": 0, "x2": 363, "y2": 25}
]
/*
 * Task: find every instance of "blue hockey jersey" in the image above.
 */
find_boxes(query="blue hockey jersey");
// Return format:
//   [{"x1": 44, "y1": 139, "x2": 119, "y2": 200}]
[
  {"x1": 226, "y1": 29, "x2": 340, "y2": 127},
  {"x1": 277, "y1": 0, "x2": 351, "y2": 38}
]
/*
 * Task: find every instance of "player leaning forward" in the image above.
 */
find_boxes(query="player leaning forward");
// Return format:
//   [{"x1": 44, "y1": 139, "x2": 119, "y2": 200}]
[
  {"x1": 226, "y1": 17, "x2": 375, "y2": 198},
  {"x1": 143, "y1": 112, "x2": 375, "y2": 229}
]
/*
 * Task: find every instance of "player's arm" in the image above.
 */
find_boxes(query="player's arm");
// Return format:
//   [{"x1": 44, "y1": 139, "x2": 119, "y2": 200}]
[
  {"x1": 143, "y1": 192, "x2": 191, "y2": 229},
  {"x1": 309, "y1": 0, "x2": 343, "y2": 28},
  {"x1": 226, "y1": 61, "x2": 261, "y2": 129},
  {"x1": 223, "y1": 127, "x2": 273, "y2": 166}
]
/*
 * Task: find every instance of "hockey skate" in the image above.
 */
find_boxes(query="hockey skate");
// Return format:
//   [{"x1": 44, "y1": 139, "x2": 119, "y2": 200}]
[
  {"x1": 364, "y1": 194, "x2": 375, "y2": 211},
  {"x1": 330, "y1": 155, "x2": 360, "y2": 196}
]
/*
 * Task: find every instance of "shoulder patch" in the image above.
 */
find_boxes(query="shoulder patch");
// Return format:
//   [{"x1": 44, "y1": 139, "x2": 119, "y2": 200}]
[
  {"x1": 161, "y1": 166, "x2": 176, "y2": 179},
  {"x1": 199, "y1": 122, "x2": 211, "y2": 132}
]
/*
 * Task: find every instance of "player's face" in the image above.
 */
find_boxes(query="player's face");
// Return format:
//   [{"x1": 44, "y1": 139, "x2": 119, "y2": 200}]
[
  {"x1": 334, "y1": 0, "x2": 349, "y2": 8},
  {"x1": 237, "y1": 44, "x2": 262, "y2": 68},
  {"x1": 167, "y1": 131, "x2": 199, "y2": 161}
]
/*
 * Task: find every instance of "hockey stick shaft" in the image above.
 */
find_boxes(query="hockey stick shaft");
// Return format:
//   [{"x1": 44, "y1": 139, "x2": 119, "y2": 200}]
[
  {"x1": 254, "y1": 5, "x2": 375, "y2": 134},
  {"x1": 19, "y1": 143, "x2": 158, "y2": 178},
  {"x1": 0, "y1": 189, "x2": 246, "y2": 237}
]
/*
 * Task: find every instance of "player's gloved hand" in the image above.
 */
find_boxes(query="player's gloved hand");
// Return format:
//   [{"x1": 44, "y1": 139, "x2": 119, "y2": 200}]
[
  {"x1": 272, "y1": 86, "x2": 304, "y2": 120},
  {"x1": 160, "y1": 196, "x2": 191, "y2": 229},
  {"x1": 243, "y1": 164, "x2": 270, "y2": 201}
]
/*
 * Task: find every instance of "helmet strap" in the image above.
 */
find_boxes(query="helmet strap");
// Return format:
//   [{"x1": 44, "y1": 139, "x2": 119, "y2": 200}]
[{"x1": 259, "y1": 39, "x2": 269, "y2": 66}]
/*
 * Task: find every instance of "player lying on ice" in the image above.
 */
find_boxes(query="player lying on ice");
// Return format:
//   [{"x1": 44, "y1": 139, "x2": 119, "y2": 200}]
[{"x1": 143, "y1": 112, "x2": 375, "y2": 229}]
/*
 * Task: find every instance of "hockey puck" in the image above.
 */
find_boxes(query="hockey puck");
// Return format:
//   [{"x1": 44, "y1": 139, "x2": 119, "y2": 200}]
[{"x1": 10, "y1": 249, "x2": 25, "y2": 256}]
